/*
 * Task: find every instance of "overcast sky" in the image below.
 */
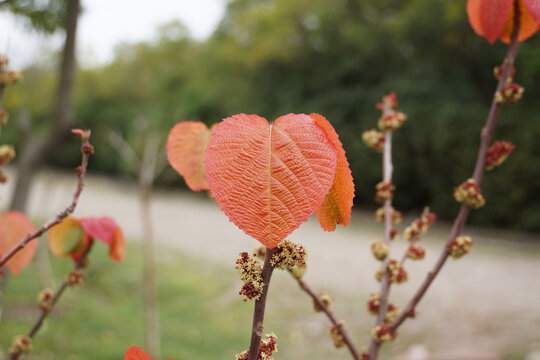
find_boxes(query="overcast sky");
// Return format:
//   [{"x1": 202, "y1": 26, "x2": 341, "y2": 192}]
[{"x1": 0, "y1": 0, "x2": 228, "y2": 68}]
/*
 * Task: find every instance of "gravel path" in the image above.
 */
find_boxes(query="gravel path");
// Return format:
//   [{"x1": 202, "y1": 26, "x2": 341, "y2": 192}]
[{"x1": 1, "y1": 169, "x2": 540, "y2": 358}]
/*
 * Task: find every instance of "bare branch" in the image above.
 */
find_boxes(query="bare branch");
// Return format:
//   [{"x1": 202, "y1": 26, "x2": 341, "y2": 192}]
[{"x1": 0, "y1": 132, "x2": 93, "y2": 267}]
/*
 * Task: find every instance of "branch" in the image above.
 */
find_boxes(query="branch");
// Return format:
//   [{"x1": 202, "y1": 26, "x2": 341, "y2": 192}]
[
  {"x1": 368, "y1": 129, "x2": 394, "y2": 358},
  {"x1": 247, "y1": 247, "x2": 276, "y2": 360},
  {"x1": 0, "y1": 131, "x2": 93, "y2": 267},
  {"x1": 10, "y1": 239, "x2": 94, "y2": 360},
  {"x1": 388, "y1": 6, "x2": 522, "y2": 337},
  {"x1": 293, "y1": 274, "x2": 360, "y2": 359}
]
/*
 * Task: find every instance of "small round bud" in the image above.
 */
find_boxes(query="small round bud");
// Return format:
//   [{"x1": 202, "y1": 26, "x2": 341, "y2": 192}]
[
  {"x1": 453, "y1": 179, "x2": 485, "y2": 209},
  {"x1": 486, "y1": 141, "x2": 515, "y2": 170},
  {"x1": 259, "y1": 333, "x2": 278, "y2": 357},
  {"x1": 37, "y1": 288, "x2": 54, "y2": 311},
  {"x1": 370, "y1": 241, "x2": 389, "y2": 261},
  {"x1": 447, "y1": 236, "x2": 473, "y2": 259},
  {"x1": 10, "y1": 335, "x2": 32, "y2": 356},
  {"x1": 375, "y1": 206, "x2": 402, "y2": 224},
  {"x1": 0, "y1": 109, "x2": 8, "y2": 126},
  {"x1": 82, "y1": 143, "x2": 95, "y2": 155},
  {"x1": 378, "y1": 110, "x2": 406, "y2": 132},
  {"x1": 67, "y1": 270, "x2": 85, "y2": 286},
  {"x1": 362, "y1": 129, "x2": 385, "y2": 152},
  {"x1": 376, "y1": 259, "x2": 408, "y2": 284},
  {"x1": 375, "y1": 181, "x2": 394, "y2": 203},
  {"x1": 366, "y1": 293, "x2": 381, "y2": 315},
  {"x1": 406, "y1": 245, "x2": 426, "y2": 260},
  {"x1": 0, "y1": 145, "x2": 15, "y2": 166},
  {"x1": 329, "y1": 322, "x2": 346, "y2": 348},
  {"x1": 493, "y1": 65, "x2": 515, "y2": 83},
  {"x1": 495, "y1": 83, "x2": 524, "y2": 104},
  {"x1": 313, "y1": 292, "x2": 333, "y2": 312},
  {"x1": 372, "y1": 324, "x2": 396, "y2": 343},
  {"x1": 390, "y1": 227, "x2": 398, "y2": 241}
]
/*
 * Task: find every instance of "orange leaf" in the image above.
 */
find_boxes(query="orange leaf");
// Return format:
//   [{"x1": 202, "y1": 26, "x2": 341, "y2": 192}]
[
  {"x1": 0, "y1": 211, "x2": 37, "y2": 275},
  {"x1": 205, "y1": 113, "x2": 337, "y2": 248},
  {"x1": 500, "y1": 0, "x2": 540, "y2": 43},
  {"x1": 311, "y1": 114, "x2": 355, "y2": 231},
  {"x1": 80, "y1": 217, "x2": 126, "y2": 261},
  {"x1": 167, "y1": 121, "x2": 214, "y2": 191},
  {"x1": 48, "y1": 217, "x2": 86, "y2": 259}
]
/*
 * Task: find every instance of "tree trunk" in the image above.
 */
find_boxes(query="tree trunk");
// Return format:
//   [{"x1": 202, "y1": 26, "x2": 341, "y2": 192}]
[
  {"x1": 140, "y1": 182, "x2": 161, "y2": 360},
  {"x1": 10, "y1": 0, "x2": 80, "y2": 212}
]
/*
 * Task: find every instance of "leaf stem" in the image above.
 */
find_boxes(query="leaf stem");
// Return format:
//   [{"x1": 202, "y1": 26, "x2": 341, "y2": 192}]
[
  {"x1": 0, "y1": 133, "x2": 92, "y2": 267},
  {"x1": 293, "y1": 274, "x2": 360, "y2": 358},
  {"x1": 247, "y1": 247, "x2": 276, "y2": 360},
  {"x1": 10, "y1": 239, "x2": 94, "y2": 360}
]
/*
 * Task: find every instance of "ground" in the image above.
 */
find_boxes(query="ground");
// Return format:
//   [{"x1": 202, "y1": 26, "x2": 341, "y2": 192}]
[{"x1": 1, "y1": 168, "x2": 540, "y2": 359}]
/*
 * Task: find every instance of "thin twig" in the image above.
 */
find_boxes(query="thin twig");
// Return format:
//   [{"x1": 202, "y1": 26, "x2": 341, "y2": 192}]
[
  {"x1": 368, "y1": 128, "x2": 394, "y2": 358},
  {"x1": 294, "y1": 275, "x2": 360, "y2": 359},
  {"x1": 388, "y1": 2, "x2": 522, "y2": 337},
  {"x1": 10, "y1": 239, "x2": 94, "y2": 360},
  {"x1": 0, "y1": 132, "x2": 93, "y2": 267},
  {"x1": 247, "y1": 247, "x2": 276, "y2": 360}
]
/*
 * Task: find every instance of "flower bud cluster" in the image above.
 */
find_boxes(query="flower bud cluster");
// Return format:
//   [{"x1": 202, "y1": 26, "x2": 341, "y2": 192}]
[
  {"x1": 447, "y1": 236, "x2": 473, "y2": 259},
  {"x1": 495, "y1": 83, "x2": 524, "y2": 104},
  {"x1": 313, "y1": 292, "x2": 333, "y2": 312},
  {"x1": 366, "y1": 293, "x2": 400, "y2": 324},
  {"x1": 378, "y1": 111, "x2": 406, "y2": 132},
  {"x1": 235, "y1": 252, "x2": 263, "y2": 301},
  {"x1": 0, "y1": 145, "x2": 14, "y2": 166},
  {"x1": 236, "y1": 333, "x2": 278, "y2": 360},
  {"x1": 453, "y1": 179, "x2": 485, "y2": 209},
  {"x1": 486, "y1": 141, "x2": 515, "y2": 170},
  {"x1": 493, "y1": 65, "x2": 515, "y2": 83},
  {"x1": 10, "y1": 336, "x2": 32, "y2": 357},
  {"x1": 329, "y1": 322, "x2": 346, "y2": 348},
  {"x1": 375, "y1": 206, "x2": 402, "y2": 224},
  {"x1": 375, "y1": 181, "x2": 394, "y2": 203},
  {"x1": 67, "y1": 270, "x2": 85, "y2": 286},
  {"x1": 37, "y1": 288, "x2": 54, "y2": 312},
  {"x1": 376, "y1": 92, "x2": 407, "y2": 132},
  {"x1": 0, "y1": 55, "x2": 22, "y2": 86},
  {"x1": 406, "y1": 245, "x2": 426, "y2": 260},
  {"x1": 372, "y1": 324, "x2": 396, "y2": 343},
  {"x1": 270, "y1": 240, "x2": 307, "y2": 271},
  {"x1": 375, "y1": 259, "x2": 408, "y2": 284},
  {"x1": 362, "y1": 129, "x2": 385, "y2": 152}
]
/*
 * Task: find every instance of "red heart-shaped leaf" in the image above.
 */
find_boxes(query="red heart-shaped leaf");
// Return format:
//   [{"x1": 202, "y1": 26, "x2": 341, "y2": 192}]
[
  {"x1": 205, "y1": 113, "x2": 337, "y2": 248},
  {"x1": 0, "y1": 211, "x2": 37, "y2": 275},
  {"x1": 167, "y1": 121, "x2": 215, "y2": 191}
]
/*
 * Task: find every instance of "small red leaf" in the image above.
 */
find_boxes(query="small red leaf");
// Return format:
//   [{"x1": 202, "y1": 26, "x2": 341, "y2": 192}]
[
  {"x1": 205, "y1": 113, "x2": 337, "y2": 248},
  {"x1": 310, "y1": 113, "x2": 355, "y2": 231},
  {"x1": 167, "y1": 121, "x2": 214, "y2": 191},
  {"x1": 0, "y1": 211, "x2": 37, "y2": 275},
  {"x1": 124, "y1": 346, "x2": 152, "y2": 360},
  {"x1": 80, "y1": 217, "x2": 125, "y2": 261}
]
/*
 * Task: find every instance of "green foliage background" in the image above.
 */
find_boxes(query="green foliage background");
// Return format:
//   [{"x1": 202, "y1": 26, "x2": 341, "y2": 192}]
[{"x1": 3, "y1": 0, "x2": 540, "y2": 230}]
